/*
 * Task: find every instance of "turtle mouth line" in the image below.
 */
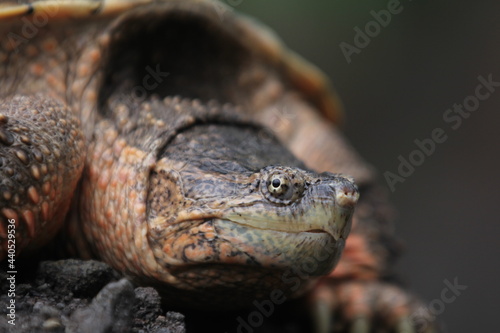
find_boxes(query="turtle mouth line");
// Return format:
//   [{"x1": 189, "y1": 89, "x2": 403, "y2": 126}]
[
  {"x1": 305, "y1": 229, "x2": 328, "y2": 234},
  {"x1": 215, "y1": 218, "x2": 338, "y2": 240}
]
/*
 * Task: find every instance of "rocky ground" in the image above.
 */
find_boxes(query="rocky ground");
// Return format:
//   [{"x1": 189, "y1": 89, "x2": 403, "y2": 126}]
[
  {"x1": 0, "y1": 259, "x2": 186, "y2": 333},
  {"x1": 0, "y1": 259, "x2": 308, "y2": 333}
]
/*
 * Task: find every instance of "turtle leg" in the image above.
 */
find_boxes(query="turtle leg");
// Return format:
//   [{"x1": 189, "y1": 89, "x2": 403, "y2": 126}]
[
  {"x1": 0, "y1": 95, "x2": 85, "y2": 260},
  {"x1": 310, "y1": 279, "x2": 438, "y2": 333}
]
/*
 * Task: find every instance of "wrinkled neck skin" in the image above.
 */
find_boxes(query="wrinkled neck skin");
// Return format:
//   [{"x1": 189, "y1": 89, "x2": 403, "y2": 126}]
[{"x1": 143, "y1": 119, "x2": 359, "y2": 307}]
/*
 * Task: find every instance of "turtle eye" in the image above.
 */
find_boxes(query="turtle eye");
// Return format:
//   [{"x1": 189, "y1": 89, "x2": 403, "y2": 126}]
[
  {"x1": 262, "y1": 172, "x2": 305, "y2": 204},
  {"x1": 268, "y1": 175, "x2": 289, "y2": 195},
  {"x1": 261, "y1": 168, "x2": 307, "y2": 204}
]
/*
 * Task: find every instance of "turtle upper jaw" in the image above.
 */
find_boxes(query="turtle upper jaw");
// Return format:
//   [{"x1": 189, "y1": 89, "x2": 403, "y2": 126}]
[{"x1": 222, "y1": 201, "x2": 352, "y2": 242}]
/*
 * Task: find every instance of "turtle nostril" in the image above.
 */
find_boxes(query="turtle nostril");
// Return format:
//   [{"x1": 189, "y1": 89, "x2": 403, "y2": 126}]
[{"x1": 335, "y1": 183, "x2": 359, "y2": 208}]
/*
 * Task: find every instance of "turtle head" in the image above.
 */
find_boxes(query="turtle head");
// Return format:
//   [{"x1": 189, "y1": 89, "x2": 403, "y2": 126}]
[{"x1": 145, "y1": 122, "x2": 359, "y2": 306}]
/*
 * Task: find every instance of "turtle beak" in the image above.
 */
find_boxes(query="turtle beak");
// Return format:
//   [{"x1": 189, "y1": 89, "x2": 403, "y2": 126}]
[
  {"x1": 313, "y1": 175, "x2": 359, "y2": 206},
  {"x1": 332, "y1": 177, "x2": 359, "y2": 240},
  {"x1": 306, "y1": 175, "x2": 359, "y2": 241}
]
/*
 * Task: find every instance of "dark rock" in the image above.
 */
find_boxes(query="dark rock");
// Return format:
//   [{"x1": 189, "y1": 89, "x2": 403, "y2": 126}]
[
  {"x1": 66, "y1": 279, "x2": 136, "y2": 333},
  {"x1": 133, "y1": 287, "x2": 186, "y2": 333},
  {"x1": 147, "y1": 312, "x2": 186, "y2": 333},
  {"x1": 37, "y1": 259, "x2": 121, "y2": 297},
  {"x1": 134, "y1": 287, "x2": 163, "y2": 322},
  {"x1": 164, "y1": 312, "x2": 186, "y2": 333}
]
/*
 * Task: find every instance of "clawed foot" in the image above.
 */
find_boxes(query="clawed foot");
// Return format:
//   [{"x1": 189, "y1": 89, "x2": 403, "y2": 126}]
[{"x1": 310, "y1": 280, "x2": 438, "y2": 333}]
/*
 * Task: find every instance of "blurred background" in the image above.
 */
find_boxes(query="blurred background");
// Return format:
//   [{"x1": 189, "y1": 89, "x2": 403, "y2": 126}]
[{"x1": 235, "y1": 1, "x2": 499, "y2": 332}]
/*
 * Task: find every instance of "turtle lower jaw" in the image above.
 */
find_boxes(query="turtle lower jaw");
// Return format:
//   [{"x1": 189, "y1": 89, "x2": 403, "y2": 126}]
[{"x1": 210, "y1": 218, "x2": 346, "y2": 275}]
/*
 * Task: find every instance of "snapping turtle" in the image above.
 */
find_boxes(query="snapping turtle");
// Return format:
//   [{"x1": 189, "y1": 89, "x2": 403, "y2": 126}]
[{"x1": 0, "y1": 0, "x2": 436, "y2": 332}]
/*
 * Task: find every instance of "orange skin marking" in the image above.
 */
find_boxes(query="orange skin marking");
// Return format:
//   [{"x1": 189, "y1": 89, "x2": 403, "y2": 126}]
[
  {"x1": 41, "y1": 201, "x2": 50, "y2": 221},
  {"x1": 184, "y1": 242, "x2": 215, "y2": 262},
  {"x1": 47, "y1": 74, "x2": 60, "y2": 89},
  {"x1": 2, "y1": 208, "x2": 18, "y2": 221},
  {"x1": 134, "y1": 203, "x2": 146, "y2": 215},
  {"x1": 22, "y1": 210, "x2": 36, "y2": 239},
  {"x1": 40, "y1": 164, "x2": 48, "y2": 176},
  {"x1": 27, "y1": 186, "x2": 40, "y2": 204},
  {"x1": 30, "y1": 63, "x2": 45, "y2": 76},
  {"x1": 42, "y1": 182, "x2": 51, "y2": 195},
  {"x1": 89, "y1": 48, "x2": 101, "y2": 63},
  {"x1": 98, "y1": 169, "x2": 111, "y2": 190},
  {"x1": 105, "y1": 208, "x2": 113, "y2": 220},
  {"x1": 31, "y1": 165, "x2": 41, "y2": 180},
  {"x1": 219, "y1": 242, "x2": 244, "y2": 264},
  {"x1": 329, "y1": 233, "x2": 379, "y2": 281},
  {"x1": 113, "y1": 138, "x2": 127, "y2": 154},
  {"x1": 26, "y1": 45, "x2": 38, "y2": 57},
  {"x1": 196, "y1": 223, "x2": 216, "y2": 240},
  {"x1": 49, "y1": 188, "x2": 56, "y2": 201},
  {"x1": 42, "y1": 38, "x2": 58, "y2": 53},
  {"x1": 78, "y1": 64, "x2": 90, "y2": 77},
  {"x1": 118, "y1": 169, "x2": 129, "y2": 183}
]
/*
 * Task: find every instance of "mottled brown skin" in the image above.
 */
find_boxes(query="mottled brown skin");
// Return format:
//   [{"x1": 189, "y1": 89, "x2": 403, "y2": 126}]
[{"x1": 0, "y1": 0, "x2": 436, "y2": 331}]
